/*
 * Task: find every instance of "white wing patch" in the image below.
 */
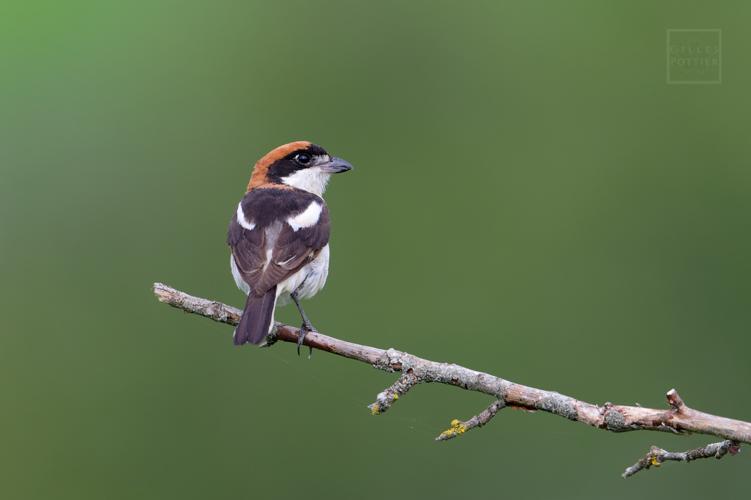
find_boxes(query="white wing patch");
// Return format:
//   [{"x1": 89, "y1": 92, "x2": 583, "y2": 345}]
[
  {"x1": 286, "y1": 201, "x2": 322, "y2": 231},
  {"x1": 236, "y1": 202, "x2": 255, "y2": 231}
]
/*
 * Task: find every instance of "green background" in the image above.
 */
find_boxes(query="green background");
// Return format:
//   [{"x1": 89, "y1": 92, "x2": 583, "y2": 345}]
[{"x1": 2, "y1": 1, "x2": 749, "y2": 498}]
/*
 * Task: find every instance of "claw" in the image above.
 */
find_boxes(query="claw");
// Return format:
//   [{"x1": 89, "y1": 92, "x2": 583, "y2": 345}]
[
  {"x1": 296, "y1": 327, "x2": 306, "y2": 356},
  {"x1": 297, "y1": 323, "x2": 315, "y2": 358}
]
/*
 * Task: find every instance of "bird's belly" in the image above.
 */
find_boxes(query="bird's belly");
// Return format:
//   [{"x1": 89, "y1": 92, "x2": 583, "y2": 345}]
[{"x1": 278, "y1": 244, "x2": 330, "y2": 304}]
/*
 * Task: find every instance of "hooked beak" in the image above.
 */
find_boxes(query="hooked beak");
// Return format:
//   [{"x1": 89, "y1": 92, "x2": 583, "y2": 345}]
[{"x1": 319, "y1": 156, "x2": 353, "y2": 174}]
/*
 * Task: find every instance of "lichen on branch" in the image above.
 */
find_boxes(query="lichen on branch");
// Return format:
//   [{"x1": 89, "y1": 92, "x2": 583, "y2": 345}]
[{"x1": 153, "y1": 282, "x2": 748, "y2": 477}]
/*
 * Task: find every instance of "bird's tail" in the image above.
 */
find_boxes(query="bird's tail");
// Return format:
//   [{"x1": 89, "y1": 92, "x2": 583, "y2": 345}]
[{"x1": 234, "y1": 286, "x2": 277, "y2": 346}]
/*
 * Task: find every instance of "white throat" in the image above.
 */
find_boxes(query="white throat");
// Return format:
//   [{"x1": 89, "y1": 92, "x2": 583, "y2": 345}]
[{"x1": 281, "y1": 166, "x2": 331, "y2": 197}]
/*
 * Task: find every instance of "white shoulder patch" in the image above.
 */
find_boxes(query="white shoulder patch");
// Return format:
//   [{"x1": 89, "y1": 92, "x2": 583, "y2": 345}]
[
  {"x1": 236, "y1": 202, "x2": 255, "y2": 231},
  {"x1": 287, "y1": 201, "x2": 322, "y2": 232}
]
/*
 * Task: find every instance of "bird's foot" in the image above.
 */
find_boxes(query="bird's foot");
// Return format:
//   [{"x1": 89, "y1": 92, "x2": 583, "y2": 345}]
[{"x1": 297, "y1": 322, "x2": 316, "y2": 358}]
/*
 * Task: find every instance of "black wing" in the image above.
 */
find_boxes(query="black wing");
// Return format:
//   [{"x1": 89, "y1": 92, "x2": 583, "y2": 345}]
[{"x1": 228, "y1": 188, "x2": 330, "y2": 297}]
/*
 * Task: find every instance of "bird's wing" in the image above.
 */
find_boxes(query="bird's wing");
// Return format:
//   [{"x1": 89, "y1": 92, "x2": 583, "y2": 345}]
[{"x1": 227, "y1": 188, "x2": 330, "y2": 296}]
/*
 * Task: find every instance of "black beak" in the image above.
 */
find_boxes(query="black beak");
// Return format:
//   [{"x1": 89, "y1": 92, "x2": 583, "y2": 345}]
[{"x1": 320, "y1": 156, "x2": 353, "y2": 174}]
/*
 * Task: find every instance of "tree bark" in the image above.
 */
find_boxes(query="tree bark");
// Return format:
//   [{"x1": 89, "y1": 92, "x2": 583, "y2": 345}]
[{"x1": 153, "y1": 282, "x2": 747, "y2": 477}]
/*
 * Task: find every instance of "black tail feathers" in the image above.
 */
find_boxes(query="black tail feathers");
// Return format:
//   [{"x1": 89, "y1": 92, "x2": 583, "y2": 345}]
[{"x1": 234, "y1": 286, "x2": 277, "y2": 345}]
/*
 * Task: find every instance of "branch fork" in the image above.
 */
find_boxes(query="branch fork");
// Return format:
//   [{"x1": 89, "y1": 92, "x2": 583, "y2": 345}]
[
  {"x1": 623, "y1": 439, "x2": 741, "y2": 478},
  {"x1": 153, "y1": 283, "x2": 748, "y2": 477}
]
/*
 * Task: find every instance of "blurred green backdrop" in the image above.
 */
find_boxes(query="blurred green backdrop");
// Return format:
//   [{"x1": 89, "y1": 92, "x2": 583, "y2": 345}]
[{"x1": 1, "y1": 1, "x2": 750, "y2": 498}]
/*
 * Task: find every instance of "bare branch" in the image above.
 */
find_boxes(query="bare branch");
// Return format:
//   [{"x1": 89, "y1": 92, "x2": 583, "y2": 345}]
[
  {"x1": 622, "y1": 440, "x2": 741, "y2": 478},
  {"x1": 154, "y1": 283, "x2": 750, "y2": 476}
]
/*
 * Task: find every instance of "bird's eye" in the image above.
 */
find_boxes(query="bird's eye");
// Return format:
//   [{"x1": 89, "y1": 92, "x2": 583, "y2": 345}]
[{"x1": 294, "y1": 153, "x2": 311, "y2": 166}]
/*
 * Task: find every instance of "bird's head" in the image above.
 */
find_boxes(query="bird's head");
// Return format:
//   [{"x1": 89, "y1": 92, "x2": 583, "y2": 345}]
[{"x1": 247, "y1": 141, "x2": 353, "y2": 196}]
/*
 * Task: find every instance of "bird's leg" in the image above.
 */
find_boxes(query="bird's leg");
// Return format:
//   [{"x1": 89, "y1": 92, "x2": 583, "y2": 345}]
[{"x1": 290, "y1": 291, "x2": 315, "y2": 357}]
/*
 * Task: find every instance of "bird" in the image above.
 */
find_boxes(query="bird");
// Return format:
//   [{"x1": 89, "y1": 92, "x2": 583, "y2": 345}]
[{"x1": 227, "y1": 141, "x2": 353, "y2": 353}]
